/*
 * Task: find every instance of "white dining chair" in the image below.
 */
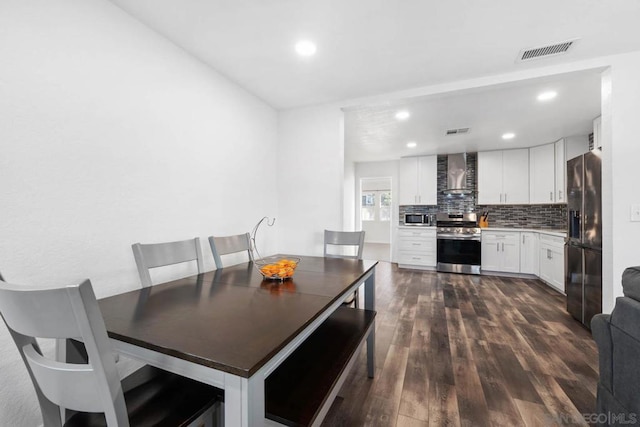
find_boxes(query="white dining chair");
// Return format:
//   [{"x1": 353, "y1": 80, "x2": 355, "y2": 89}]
[
  {"x1": 0, "y1": 277, "x2": 221, "y2": 427},
  {"x1": 132, "y1": 238, "x2": 204, "y2": 287},
  {"x1": 208, "y1": 232, "x2": 251, "y2": 269},
  {"x1": 324, "y1": 230, "x2": 366, "y2": 308}
]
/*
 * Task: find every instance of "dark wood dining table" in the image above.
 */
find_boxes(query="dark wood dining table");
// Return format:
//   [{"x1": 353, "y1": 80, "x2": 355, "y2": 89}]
[{"x1": 98, "y1": 255, "x2": 377, "y2": 426}]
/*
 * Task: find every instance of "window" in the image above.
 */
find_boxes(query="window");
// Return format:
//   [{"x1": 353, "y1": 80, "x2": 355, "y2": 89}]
[
  {"x1": 379, "y1": 191, "x2": 391, "y2": 221},
  {"x1": 361, "y1": 190, "x2": 391, "y2": 222},
  {"x1": 361, "y1": 192, "x2": 376, "y2": 221}
]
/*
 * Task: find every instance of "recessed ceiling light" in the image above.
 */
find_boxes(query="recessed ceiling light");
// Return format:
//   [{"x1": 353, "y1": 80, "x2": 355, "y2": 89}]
[
  {"x1": 537, "y1": 91, "x2": 557, "y2": 101},
  {"x1": 502, "y1": 132, "x2": 516, "y2": 140},
  {"x1": 295, "y1": 40, "x2": 317, "y2": 57},
  {"x1": 406, "y1": 141, "x2": 417, "y2": 148},
  {"x1": 395, "y1": 110, "x2": 410, "y2": 121}
]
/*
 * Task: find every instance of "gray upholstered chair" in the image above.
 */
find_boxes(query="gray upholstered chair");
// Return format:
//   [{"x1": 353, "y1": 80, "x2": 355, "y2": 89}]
[
  {"x1": 0, "y1": 277, "x2": 221, "y2": 427},
  {"x1": 592, "y1": 266, "x2": 640, "y2": 425},
  {"x1": 324, "y1": 230, "x2": 366, "y2": 308},
  {"x1": 132, "y1": 238, "x2": 204, "y2": 287},
  {"x1": 208, "y1": 233, "x2": 251, "y2": 269}
]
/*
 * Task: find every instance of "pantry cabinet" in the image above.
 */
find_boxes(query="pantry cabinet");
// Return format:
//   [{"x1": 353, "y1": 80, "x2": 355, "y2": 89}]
[
  {"x1": 477, "y1": 149, "x2": 529, "y2": 205},
  {"x1": 399, "y1": 155, "x2": 437, "y2": 205},
  {"x1": 481, "y1": 231, "x2": 520, "y2": 273}
]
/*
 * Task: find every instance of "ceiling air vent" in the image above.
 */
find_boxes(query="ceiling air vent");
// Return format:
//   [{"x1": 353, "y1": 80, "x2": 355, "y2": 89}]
[
  {"x1": 446, "y1": 128, "x2": 470, "y2": 136},
  {"x1": 518, "y1": 39, "x2": 578, "y2": 62}
]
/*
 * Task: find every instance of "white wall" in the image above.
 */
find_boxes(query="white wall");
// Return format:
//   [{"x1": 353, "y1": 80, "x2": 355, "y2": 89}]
[
  {"x1": 277, "y1": 104, "x2": 345, "y2": 255},
  {"x1": 0, "y1": 1, "x2": 278, "y2": 425},
  {"x1": 602, "y1": 51, "x2": 640, "y2": 312}
]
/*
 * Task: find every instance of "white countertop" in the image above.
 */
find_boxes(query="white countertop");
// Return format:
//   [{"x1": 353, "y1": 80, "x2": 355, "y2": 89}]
[
  {"x1": 481, "y1": 227, "x2": 566, "y2": 238},
  {"x1": 398, "y1": 225, "x2": 566, "y2": 238}
]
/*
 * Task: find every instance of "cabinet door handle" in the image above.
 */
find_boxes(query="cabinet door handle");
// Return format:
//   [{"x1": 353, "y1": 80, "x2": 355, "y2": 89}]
[
  {"x1": 559, "y1": 190, "x2": 563, "y2": 200},
  {"x1": 504, "y1": 193, "x2": 507, "y2": 203},
  {"x1": 412, "y1": 243, "x2": 420, "y2": 246},
  {"x1": 550, "y1": 192, "x2": 553, "y2": 201},
  {"x1": 502, "y1": 242, "x2": 504, "y2": 252},
  {"x1": 522, "y1": 235, "x2": 525, "y2": 244},
  {"x1": 496, "y1": 243, "x2": 499, "y2": 252},
  {"x1": 500, "y1": 193, "x2": 503, "y2": 203}
]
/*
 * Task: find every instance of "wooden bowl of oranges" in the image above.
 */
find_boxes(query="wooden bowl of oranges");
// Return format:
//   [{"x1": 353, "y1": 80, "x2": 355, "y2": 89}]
[{"x1": 256, "y1": 257, "x2": 300, "y2": 281}]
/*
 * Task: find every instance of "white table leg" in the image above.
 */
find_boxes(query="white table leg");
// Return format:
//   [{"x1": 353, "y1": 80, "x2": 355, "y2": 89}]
[
  {"x1": 224, "y1": 372, "x2": 265, "y2": 427},
  {"x1": 364, "y1": 268, "x2": 376, "y2": 378}
]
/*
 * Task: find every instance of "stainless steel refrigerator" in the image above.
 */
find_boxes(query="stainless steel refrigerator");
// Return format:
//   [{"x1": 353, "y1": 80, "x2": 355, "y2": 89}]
[{"x1": 565, "y1": 150, "x2": 602, "y2": 328}]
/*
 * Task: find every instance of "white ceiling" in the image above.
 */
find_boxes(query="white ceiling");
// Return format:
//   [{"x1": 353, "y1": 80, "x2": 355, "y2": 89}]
[
  {"x1": 110, "y1": 0, "x2": 640, "y2": 110},
  {"x1": 344, "y1": 69, "x2": 602, "y2": 162}
]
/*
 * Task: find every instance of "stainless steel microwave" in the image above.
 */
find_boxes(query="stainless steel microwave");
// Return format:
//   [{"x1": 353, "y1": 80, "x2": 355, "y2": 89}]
[{"x1": 404, "y1": 213, "x2": 432, "y2": 226}]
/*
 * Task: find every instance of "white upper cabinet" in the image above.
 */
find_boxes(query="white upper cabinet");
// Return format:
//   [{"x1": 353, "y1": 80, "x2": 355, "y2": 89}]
[
  {"x1": 593, "y1": 116, "x2": 602, "y2": 150},
  {"x1": 502, "y1": 149, "x2": 530, "y2": 204},
  {"x1": 399, "y1": 158, "x2": 419, "y2": 205},
  {"x1": 554, "y1": 139, "x2": 566, "y2": 203},
  {"x1": 399, "y1": 155, "x2": 437, "y2": 205},
  {"x1": 477, "y1": 151, "x2": 503, "y2": 204},
  {"x1": 555, "y1": 136, "x2": 589, "y2": 203},
  {"x1": 530, "y1": 143, "x2": 556, "y2": 204},
  {"x1": 529, "y1": 137, "x2": 588, "y2": 205},
  {"x1": 418, "y1": 156, "x2": 438, "y2": 205},
  {"x1": 478, "y1": 149, "x2": 529, "y2": 205}
]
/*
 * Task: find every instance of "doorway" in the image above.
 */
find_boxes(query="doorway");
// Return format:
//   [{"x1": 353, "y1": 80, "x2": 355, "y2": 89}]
[{"x1": 359, "y1": 177, "x2": 392, "y2": 261}]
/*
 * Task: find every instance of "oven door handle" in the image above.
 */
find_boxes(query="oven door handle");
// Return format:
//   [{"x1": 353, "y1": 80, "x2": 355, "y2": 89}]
[{"x1": 437, "y1": 234, "x2": 481, "y2": 241}]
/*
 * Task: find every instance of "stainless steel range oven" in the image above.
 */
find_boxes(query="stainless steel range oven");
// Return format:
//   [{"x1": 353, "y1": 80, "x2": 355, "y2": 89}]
[{"x1": 436, "y1": 212, "x2": 481, "y2": 275}]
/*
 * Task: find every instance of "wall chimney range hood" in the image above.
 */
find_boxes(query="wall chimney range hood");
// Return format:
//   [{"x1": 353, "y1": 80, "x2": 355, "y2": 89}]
[{"x1": 442, "y1": 153, "x2": 474, "y2": 196}]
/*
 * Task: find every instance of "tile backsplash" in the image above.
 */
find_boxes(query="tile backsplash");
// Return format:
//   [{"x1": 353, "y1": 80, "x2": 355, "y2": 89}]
[
  {"x1": 474, "y1": 204, "x2": 566, "y2": 229},
  {"x1": 399, "y1": 153, "x2": 566, "y2": 229}
]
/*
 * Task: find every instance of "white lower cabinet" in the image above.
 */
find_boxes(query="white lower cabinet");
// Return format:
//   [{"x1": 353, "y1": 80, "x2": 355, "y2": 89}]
[
  {"x1": 397, "y1": 228, "x2": 436, "y2": 268},
  {"x1": 520, "y1": 232, "x2": 539, "y2": 275},
  {"x1": 539, "y1": 234, "x2": 564, "y2": 292},
  {"x1": 481, "y1": 231, "x2": 520, "y2": 273}
]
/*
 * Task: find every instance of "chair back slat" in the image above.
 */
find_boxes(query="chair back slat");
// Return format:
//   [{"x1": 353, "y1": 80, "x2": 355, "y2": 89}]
[
  {"x1": 0, "y1": 278, "x2": 129, "y2": 426},
  {"x1": 324, "y1": 230, "x2": 365, "y2": 260},
  {"x1": 23, "y1": 345, "x2": 105, "y2": 412},
  {"x1": 132, "y1": 238, "x2": 204, "y2": 287},
  {"x1": 209, "y1": 233, "x2": 251, "y2": 268},
  {"x1": 0, "y1": 283, "x2": 82, "y2": 339}
]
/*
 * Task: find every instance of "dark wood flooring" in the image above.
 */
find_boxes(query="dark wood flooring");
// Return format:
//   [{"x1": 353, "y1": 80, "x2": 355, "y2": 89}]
[{"x1": 322, "y1": 262, "x2": 599, "y2": 426}]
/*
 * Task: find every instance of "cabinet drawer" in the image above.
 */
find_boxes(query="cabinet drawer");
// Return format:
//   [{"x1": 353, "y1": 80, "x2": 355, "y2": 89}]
[
  {"x1": 398, "y1": 239, "x2": 435, "y2": 253},
  {"x1": 539, "y1": 233, "x2": 564, "y2": 247},
  {"x1": 482, "y1": 231, "x2": 520, "y2": 243},
  {"x1": 398, "y1": 229, "x2": 435, "y2": 238},
  {"x1": 397, "y1": 252, "x2": 435, "y2": 266}
]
